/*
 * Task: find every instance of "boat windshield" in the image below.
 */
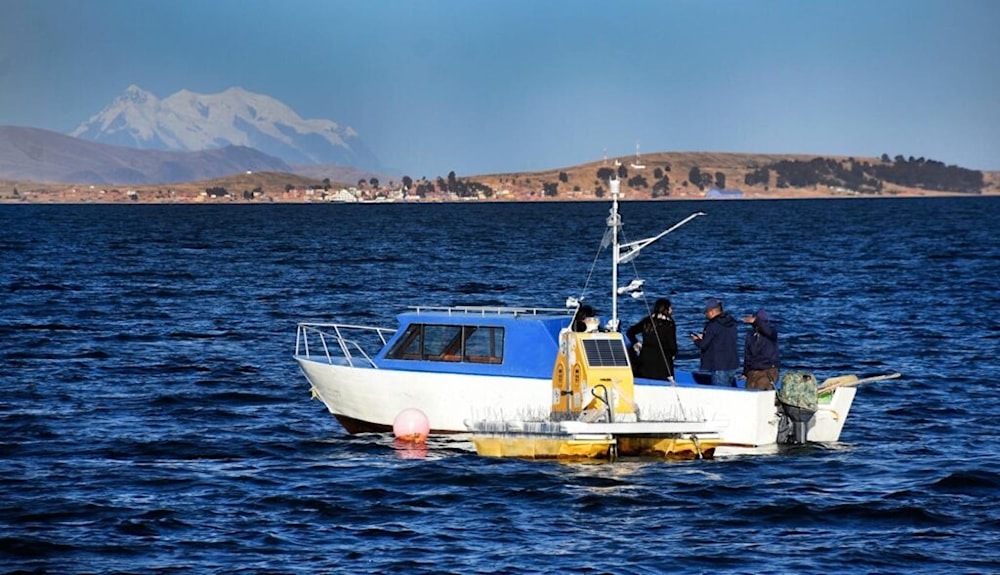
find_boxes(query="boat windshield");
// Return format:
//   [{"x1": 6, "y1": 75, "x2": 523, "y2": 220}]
[{"x1": 386, "y1": 323, "x2": 504, "y2": 364}]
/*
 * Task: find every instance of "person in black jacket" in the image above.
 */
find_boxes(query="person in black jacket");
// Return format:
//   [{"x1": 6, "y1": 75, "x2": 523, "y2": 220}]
[
  {"x1": 626, "y1": 298, "x2": 677, "y2": 381},
  {"x1": 572, "y1": 304, "x2": 598, "y2": 332},
  {"x1": 740, "y1": 308, "x2": 780, "y2": 390},
  {"x1": 692, "y1": 297, "x2": 739, "y2": 386}
]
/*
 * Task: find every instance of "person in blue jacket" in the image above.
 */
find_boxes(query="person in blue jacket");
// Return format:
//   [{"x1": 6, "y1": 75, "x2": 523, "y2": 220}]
[
  {"x1": 691, "y1": 297, "x2": 739, "y2": 386},
  {"x1": 739, "y1": 309, "x2": 780, "y2": 390}
]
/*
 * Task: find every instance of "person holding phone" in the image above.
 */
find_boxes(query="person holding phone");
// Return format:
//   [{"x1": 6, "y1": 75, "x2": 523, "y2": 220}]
[{"x1": 691, "y1": 297, "x2": 739, "y2": 386}]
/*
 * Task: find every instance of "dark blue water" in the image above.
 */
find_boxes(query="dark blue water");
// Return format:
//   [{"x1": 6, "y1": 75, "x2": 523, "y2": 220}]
[{"x1": 2, "y1": 198, "x2": 999, "y2": 574}]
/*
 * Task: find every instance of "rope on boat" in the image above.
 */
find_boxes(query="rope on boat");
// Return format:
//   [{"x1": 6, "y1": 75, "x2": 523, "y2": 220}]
[
  {"x1": 577, "y1": 227, "x2": 610, "y2": 306},
  {"x1": 608, "y1": 378, "x2": 641, "y2": 421},
  {"x1": 593, "y1": 384, "x2": 613, "y2": 422},
  {"x1": 690, "y1": 435, "x2": 704, "y2": 460}
]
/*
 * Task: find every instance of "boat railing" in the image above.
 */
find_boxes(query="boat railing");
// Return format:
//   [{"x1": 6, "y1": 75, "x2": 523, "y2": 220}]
[
  {"x1": 295, "y1": 322, "x2": 396, "y2": 368},
  {"x1": 407, "y1": 305, "x2": 574, "y2": 317}
]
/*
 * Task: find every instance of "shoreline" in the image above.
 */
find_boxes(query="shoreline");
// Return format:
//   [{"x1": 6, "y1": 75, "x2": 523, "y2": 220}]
[
  {"x1": 2, "y1": 190, "x2": 995, "y2": 205},
  {"x1": 2, "y1": 171, "x2": 997, "y2": 205}
]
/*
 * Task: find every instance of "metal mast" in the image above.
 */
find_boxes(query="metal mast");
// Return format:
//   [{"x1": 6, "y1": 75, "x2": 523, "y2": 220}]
[{"x1": 606, "y1": 176, "x2": 706, "y2": 332}]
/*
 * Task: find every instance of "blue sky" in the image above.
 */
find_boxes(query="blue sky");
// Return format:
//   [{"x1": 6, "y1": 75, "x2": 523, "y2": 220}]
[{"x1": 1, "y1": 0, "x2": 997, "y2": 177}]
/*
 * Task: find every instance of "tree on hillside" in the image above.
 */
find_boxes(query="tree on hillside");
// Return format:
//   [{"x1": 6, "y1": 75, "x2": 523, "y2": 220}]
[
  {"x1": 743, "y1": 155, "x2": 981, "y2": 194},
  {"x1": 597, "y1": 167, "x2": 615, "y2": 182},
  {"x1": 543, "y1": 182, "x2": 559, "y2": 197},
  {"x1": 715, "y1": 172, "x2": 726, "y2": 189},
  {"x1": 369, "y1": 177, "x2": 379, "y2": 189},
  {"x1": 415, "y1": 181, "x2": 434, "y2": 197},
  {"x1": 700, "y1": 173, "x2": 713, "y2": 189},
  {"x1": 627, "y1": 175, "x2": 648, "y2": 188},
  {"x1": 745, "y1": 167, "x2": 769, "y2": 187},
  {"x1": 558, "y1": 171, "x2": 568, "y2": 183},
  {"x1": 871, "y1": 156, "x2": 982, "y2": 193},
  {"x1": 402, "y1": 175, "x2": 413, "y2": 191},
  {"x1": 322, "y1": 178, "x2": 331, "y2": 190},
  {"x1": 688, "y1": 166, "x2": 702, "y2": 190},
  {"x1": 652, "y1": 177, "x2": 670, "y2": 198}
]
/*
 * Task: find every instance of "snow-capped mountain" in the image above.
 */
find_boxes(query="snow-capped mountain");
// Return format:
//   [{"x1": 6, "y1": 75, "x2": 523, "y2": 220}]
[{"x1": 71, "y1": 85, "x2": 379, "y2": 168}]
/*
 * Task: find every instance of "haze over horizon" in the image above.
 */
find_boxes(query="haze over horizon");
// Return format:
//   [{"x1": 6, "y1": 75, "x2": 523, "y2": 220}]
[{"x1": 1, "y1": 0, "x2": 997, "y2": 178}]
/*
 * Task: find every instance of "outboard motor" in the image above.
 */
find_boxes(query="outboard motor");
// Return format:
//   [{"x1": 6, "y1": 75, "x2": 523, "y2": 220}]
[{"x1": 776, "y1": 372, "x2": 818, "y2": 445}]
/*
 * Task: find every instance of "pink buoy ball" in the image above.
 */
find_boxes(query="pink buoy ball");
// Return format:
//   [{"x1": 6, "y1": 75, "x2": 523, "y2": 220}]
[{"x1": 393, "y1": 408, "x2": 430, "y2": 444}]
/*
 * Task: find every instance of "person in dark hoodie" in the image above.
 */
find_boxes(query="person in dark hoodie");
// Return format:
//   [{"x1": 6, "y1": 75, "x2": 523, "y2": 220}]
[
  {"x1": 572, "y1": 304, "x2": 598, "y2": 332},
  {"x1": 691, "y1": 297, "x2": 739, "y2": 386},
  {"x1": 740, "y1": 308, "x2": 780, "y2": 390},
  {"x1": 626, "y1": 298, "x2": 677, "y2": 381}
]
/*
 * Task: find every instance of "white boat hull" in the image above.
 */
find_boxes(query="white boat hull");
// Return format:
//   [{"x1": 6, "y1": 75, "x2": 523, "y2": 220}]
[{"x1": 296, "y1": 358, "x2": 856, "y2": 452}]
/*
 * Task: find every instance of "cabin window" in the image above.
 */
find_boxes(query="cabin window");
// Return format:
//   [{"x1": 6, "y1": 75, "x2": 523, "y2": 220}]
[
  {"x1": 424, "y1": 324, "x2": 463, "y2": 361},
  {"x1": 463, "y1": 326, "x2": 504, "y2": 364},
  {"x1": 386, "y1": 324, "x2": 504, "y2": 364}
]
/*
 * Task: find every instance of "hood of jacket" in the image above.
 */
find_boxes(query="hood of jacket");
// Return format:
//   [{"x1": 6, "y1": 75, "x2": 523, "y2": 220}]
[{"x1": 711, "y1": 313, "x2": 738, "y2": 328}]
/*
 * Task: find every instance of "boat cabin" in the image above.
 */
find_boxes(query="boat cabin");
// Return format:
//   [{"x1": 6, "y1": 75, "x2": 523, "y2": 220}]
[{"x1": 375, "y1": 306, "x2": 575, "y2": 378}]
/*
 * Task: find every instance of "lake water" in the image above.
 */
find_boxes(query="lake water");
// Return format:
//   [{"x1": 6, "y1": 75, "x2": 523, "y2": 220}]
[{"x1": 2, "y1": 197, "x2": 999, "y2": 574}]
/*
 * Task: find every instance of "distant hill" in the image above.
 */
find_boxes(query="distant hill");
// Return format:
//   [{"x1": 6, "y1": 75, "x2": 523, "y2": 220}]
[
  {"x1": 0, "y1": 126, "x2": 292, "y2": 184},
  {"x1": 443, "y1": 151, "x2": 997, "y2": 199},
  {"x1": 71, "y1": 85, "x2": 380, "y2": 169}
]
